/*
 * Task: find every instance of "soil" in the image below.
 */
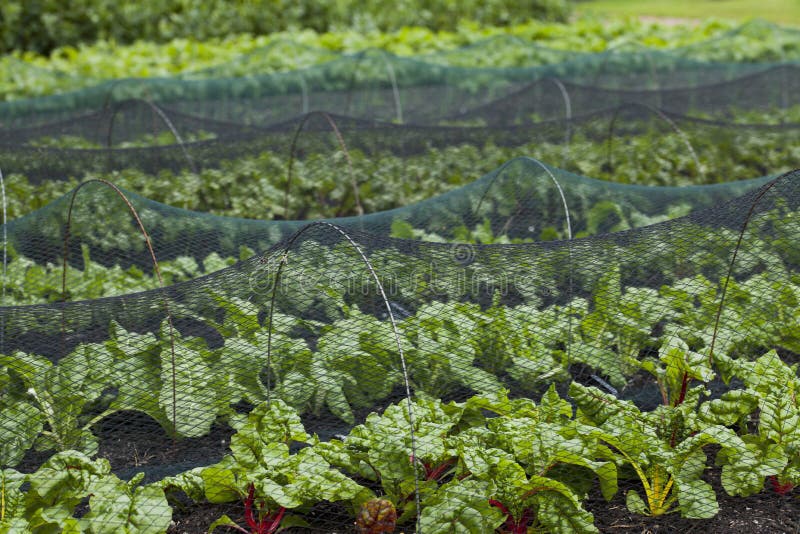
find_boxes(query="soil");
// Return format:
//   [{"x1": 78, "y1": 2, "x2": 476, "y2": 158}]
[
  {"x1": 94, "y1": 410, "x2": 235, "y2": 483},
  {"x1": 586, "y1": 468, "x2": 800, "y2": 534}
]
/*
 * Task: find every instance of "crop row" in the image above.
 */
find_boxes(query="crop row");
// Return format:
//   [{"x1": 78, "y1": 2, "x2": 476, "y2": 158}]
[
  {"x1": 0, "y1": 149, "x2": 774, "y2": 307},
  {"x1": 4, "y1": 110, "x2": 797, "y2": 223},
  {"x1": 3, "y1": 348, "x2": 798, "y2": 532},
  {"x1": 2, "y1": 18, "x2": 793, "y2": 101},
  {"x1": 1, "y1": 0, "x2": 571, "y2": 55},
  {"x1": 2, "y1": 190, "x2": 795, "y2": 462}
]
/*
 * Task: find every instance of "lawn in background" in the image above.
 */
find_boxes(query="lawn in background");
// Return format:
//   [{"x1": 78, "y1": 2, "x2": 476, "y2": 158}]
[{"x1": 576, "y1": 0, "x2": 800, "y2": 25}]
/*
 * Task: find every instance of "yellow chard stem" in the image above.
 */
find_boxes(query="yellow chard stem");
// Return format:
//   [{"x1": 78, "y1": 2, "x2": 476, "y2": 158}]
[{"x1": 649, "y1": 467, "x2": 675, "y2": 516}]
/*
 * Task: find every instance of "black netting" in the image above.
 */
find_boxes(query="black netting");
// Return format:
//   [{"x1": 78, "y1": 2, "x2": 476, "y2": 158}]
[
  {"x1": 0, "y1": 104, "x2": 794, "y2": 225},
  {"x1": 1, "y1": 50, "x2": 795, "y2": 128},
  {"x1": 2, "y1": 36, "x2": 800, "y2": 533}
]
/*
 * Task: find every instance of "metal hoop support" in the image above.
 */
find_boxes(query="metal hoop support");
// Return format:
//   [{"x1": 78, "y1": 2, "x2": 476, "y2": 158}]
[
  {"x1": 298, "y1": 73, "x2": 310, "y2": 115},
  {"x1": 0, "y1": 167, "x2": 6, "y2": 306},
  {"x1": 472, "y1": 157, "x2": 574, "y2": 366},
  {"x1": 285, "y1": 111, "x2": 362, "y2": 219},
  {"x1": 0, "y1": 167, "x2": 6, "y2": 351},
  {"x1": 475, "y1": 157, "x2": 572, "y2": 240},
  {"x1": 262, "y1": 221, "x2": 421, "y2": 529},
  {"x1": 670, "y1": 174, "x2": 786, "y2": 410},
  {"x1": 61, "y1": 179, "x2": 179, "y2": 439},
  {"x1": 105, "y1": 98, "x2": 198, "y2": 175},
  {"x1": 606, "y1": 102, "x2": 703, "y2": 180},
  {"x1": 546, "y1": 78, "x2": 573, "y2": 166},
  {"x1": 383, "y1": 59, "x2": 404, "y2": 124},
  {"x1": 343, "y1": 50, "x2": 404, "y2": 123}
]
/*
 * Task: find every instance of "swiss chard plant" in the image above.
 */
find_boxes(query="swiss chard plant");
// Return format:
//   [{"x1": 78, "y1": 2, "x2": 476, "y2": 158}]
[
  {"x1": 578, "y1": 265, "x2": 666, "y2": 388},
  {"x1": 399, "y1": 300, "x2": 508, "y2": 397},
  {"x1": 570, "y1": 376, "x2": 753, "y2": 518},
  {"x1": 313, "y1": 395, "x2": 477, "y2": 526},
  {"x1": 161, "y1": 399, "x2": 369, "y2": 533},
  {"x1": 484, "y1": 456, "x2": 598, "y2": 534},
  {"x1": 567, "y1": 331, "x2": 759, "y2": 518},
  {"x1": 704, "y1": 350, "x2": 800, "y2": 496},
  {"x1": 451, "y1": 386, "x2": 616, "y2": 534},
  {"x1": 0, "y1": 346, "x2": 114, "y2": 463},
  {"x1": 0, "y1": 451, "x2": 171, "y2": 533}
]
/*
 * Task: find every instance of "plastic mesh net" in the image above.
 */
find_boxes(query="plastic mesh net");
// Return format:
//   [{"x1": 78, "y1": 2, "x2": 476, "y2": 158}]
[
  {"x1": 2, "y1": 34, "x2": 800, "y2": 533},
  {"x1": 2, "y1": 49, "x2": 795, "y2": 127}
]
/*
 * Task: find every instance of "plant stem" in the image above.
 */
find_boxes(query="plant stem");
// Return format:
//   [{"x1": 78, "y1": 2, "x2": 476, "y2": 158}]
[
  {"x1": 674, "y1": 372, "x2": 690, "y2": 407},
  {"x1": 426, "y1": 458, "x2": 455, "y2": 481}
]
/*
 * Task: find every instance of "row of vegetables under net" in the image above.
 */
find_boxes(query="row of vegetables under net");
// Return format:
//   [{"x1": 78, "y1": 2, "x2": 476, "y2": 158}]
[
  {"x1": 4, "y1": 51, "x2": 800, "y2": 128},
  {"x1": 1, "y1": 164, "x2": 799, "y2": 531},
  {"x1": 2, "y1": 33, "x2": 800, "y2": 534}
]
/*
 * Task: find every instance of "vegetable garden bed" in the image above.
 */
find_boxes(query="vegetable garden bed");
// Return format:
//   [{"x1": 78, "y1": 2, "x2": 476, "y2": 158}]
[{"x1": 3, "y1": 19, "x2": 800, "y2": 533}]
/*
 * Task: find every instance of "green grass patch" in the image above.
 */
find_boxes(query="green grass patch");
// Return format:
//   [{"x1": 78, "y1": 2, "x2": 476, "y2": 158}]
[{"x1": 576, "y1": 0, "x2": 800, "y2": 26}]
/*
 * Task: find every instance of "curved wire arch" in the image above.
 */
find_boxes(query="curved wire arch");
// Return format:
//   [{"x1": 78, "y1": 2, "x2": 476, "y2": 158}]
[{"x1": 261, "y1": 221, "x2": 421, "y2": 529}]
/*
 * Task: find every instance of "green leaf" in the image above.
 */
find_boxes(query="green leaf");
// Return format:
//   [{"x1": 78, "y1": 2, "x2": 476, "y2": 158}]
[
  {"x1": 208, "y1": 514, "x2": 240, "y2": 533},
  {"x1": 747, "y1": 350, "x2": 798, "y2": 397},
  {"x1": 81, "y1": 476, "x2": 172, "y2": 534},
  {"x1": 159, "y1": 342, "x2": 219, "y2": 438},
  {"x1": 390, "y1": 219, "x2": 416, "y2": 239},
  {"x1": 659, "y1": 337, "x2": 714, "y2": 404},
  {"x1": 574, "y1": 345, "x2": 627, "y2": 388},
  {"x1": 0, "y1": 399, "x2": 44, "y2": 466},
  {"x1": 419, "y1": 479, "x2": 504, "y2": 533},
  {"x1": 27, "y1": 451, "x2": 111, "y2": 508},
  {"x1": 277, "y1": 515, "x2": 311, "y2": 530},
  {"x1": 0, "y1": 469, "x2": 27, "y2": 525},
  {"x1": 539, "y1": 383, "x2": 574, "y2": 422},
  {"x1": 718, "y1": 438, "x2": 776, "y2": 497},
  {"x1": 201, "y1": 466, "x2": 240, "y2": 504},
  {"x1": 537, "y1": 491, "x2": 599, "y2": 534},
  {"x1": 457, "y1": 446, "x2": 515, "y2": 480},
  {"x1": 0, "y1": 351, "x2": 51, "y2": 385},
  {"x1": 569, "y1": 382, "x2": 635, "y2": 425},
  {"x1": 229, "y1": 402, "x2": 308, "y2": 471},
  {"x1": 283, "y1": 447, "x2": 366, "y2": 503},
  {"x1": 675, "y1": 478, "x2": 718, "y2": 519},
  {"x1": 157, "y1": 467, "x2": 207, "y2": 502},
  {"x1": 212, "y1": 294, "x2": 262, "y2": 341},
  {"x1": 625, "y1": 490, "x2": 648, "y2": 515},
  {"x1": 759, "y1": 393, "x2": 799, "y2": 445},
  {"x1": 697, "y1": 389, "x2": 758, "y2": 427}
]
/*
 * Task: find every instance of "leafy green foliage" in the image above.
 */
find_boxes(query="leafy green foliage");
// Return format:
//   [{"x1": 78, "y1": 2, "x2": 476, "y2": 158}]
[
  {"x1": 0, "y1": 348, "x2": 111, "y2": 463},
  {"x1": 311, "y1": 388, "x2": 612, "y2": 532},
  {"x1": 4, "y1": 225, "x2": 800, "y2": 449},
  {"x1": 0, "y1": 451, "x2": 170, "y2": 533},
  {"x1": 6, "y1": 114, "x2": 796, "y2": 226},
  {"x1": 0, "y1": 243, "x2": 247, "y2": 306},
  {"x1": 0, "y1": 0, "x2": 570, "y2": 55},
  {"x1": 570, "y1": 382, "x2": 754, "y2": 518},
  {"x1": 161, "y1": 399, "x2": 368, "y2": 533},
  {"x1": 704, "y1": 351, "x2": 800, "y2": 496},
  {"x1": 1, "y1": 179, "x2": 799, "y2": 530},
  {"x1": 6, "y1": 16, "x2": 788, "y2": 98}
]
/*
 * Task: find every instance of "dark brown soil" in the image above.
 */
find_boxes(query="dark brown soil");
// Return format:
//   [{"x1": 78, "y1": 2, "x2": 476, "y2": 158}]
[
  {"x1": 586, "y1": 470, "x2": 800, "y2": 534},
  {"x1": 94, "y1": 410, "x2": 235, "y2": 483}
]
